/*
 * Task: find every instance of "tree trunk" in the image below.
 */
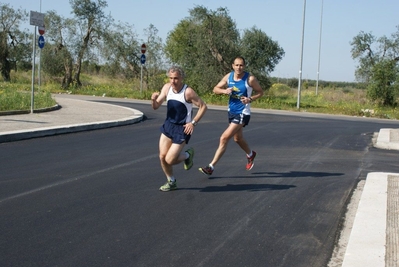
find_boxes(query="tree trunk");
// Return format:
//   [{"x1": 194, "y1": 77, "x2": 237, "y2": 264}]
[
  {"x1": 1, "y1": 58, "x2": 11, "y2": 82},
  {"x1": 62, "y1": 57, "x2": 73, "y2": 88},
  {"x1": 73, "y1": 58, "x2": 82, "y2": 86},
  {"x1": 73, "y1": 28, "x2": 91, "y2": 87}
]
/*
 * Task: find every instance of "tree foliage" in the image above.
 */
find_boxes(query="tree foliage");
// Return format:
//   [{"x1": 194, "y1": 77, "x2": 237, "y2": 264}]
[
  {"x1": 0, "y1": 3, "x2": 30, "y2": 81},
  {"x1": 240, "y1": 27, "x2": 284, "y2": 74},
  {"x1": 3, "y1": 3, "x2": 286, "y2": 95},
  {"x1": 366, "y1": 59, "x2": 399, "y2": 106},
  {"x1": 69, "y1": 0, "x2": 109, "y2": 86},
  {"x1": 165, "y1": 6, "x2": 239, "y2": 93},
  {"x1": 240, "y1": 27, "x2": 284, "y2": 89},
  {"x1": 164, "y1": 6, "x2": 284, "y2": 93},
  {"x1": 100, "y1": 20, "x2": 141, "y2": 79},
  {"x1": 143, "y1": 24, "x2": 166, "y2": 90},
  {"x1": 350, "y1": 31, "x2": 376, "y2": 82},
  {"x1": 42, "y1": 10, "x2": 75, "y2": 87},
  {"x1": 351, "y1": 27, "x2": 399, "y2": 106}
]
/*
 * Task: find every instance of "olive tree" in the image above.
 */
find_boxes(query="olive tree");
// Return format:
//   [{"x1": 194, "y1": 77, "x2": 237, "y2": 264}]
[
  {"x1": 41, "y1": 10, "x2": 75, "y2": 87},
  {"x1": 143, "y1": 24, "x2": 166, "y2": 90},
  {"x1": 240, "y1": 26, "x2": 285, "y2": 89},
  {"x1": 165, "y1": 6, "x2": 241, "y2": 93},
  {"x1": 351, "y1": 27, "x2": 399, "y2": 106},
  {"x1": 366, "y1": 59, "x2": 399, "y2": 106},
  {"x1": 165, "y1": 6, "x2": 284, "y2": 93},
  {"x1": 0, "y1": 3, "x2": 30, "y2": 81},
  {"x1": 69, "y1": 0, "x2": 110, "y2": 86},
  {"x1": 99, "y1": 20, "x2": 141, "y2": 79}
]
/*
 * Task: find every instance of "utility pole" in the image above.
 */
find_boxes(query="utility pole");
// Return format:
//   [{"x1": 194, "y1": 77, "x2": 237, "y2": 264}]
[
  {"x1": 316, "y1": 0, "x2": 324, "y2": 96},
  {"x1": 297, "y1": 0, "x2": 306, "y2": 109}
]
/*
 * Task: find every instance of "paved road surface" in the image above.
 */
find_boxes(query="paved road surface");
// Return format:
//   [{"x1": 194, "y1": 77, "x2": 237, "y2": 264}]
[{"x1": 1, "y1": 94, "x2": 398, "y2": 267}]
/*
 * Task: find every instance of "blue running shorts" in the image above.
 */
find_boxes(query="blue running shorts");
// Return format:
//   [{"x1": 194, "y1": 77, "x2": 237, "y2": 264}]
[
  {"x1": 228, "y1": 112, "x2": 250, "y2": 127},
  {"x1": 161, "y1": 120, "x2": 191, "y2": 144}
]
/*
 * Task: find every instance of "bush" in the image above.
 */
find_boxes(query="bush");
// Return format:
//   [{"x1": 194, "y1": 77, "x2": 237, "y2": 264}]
[
  {"x1": 268, "y1": 83, "x2": 293, "y2": 97},
  {"x1": 366, "y1": 60, "x2": 399, "y2": 106}
]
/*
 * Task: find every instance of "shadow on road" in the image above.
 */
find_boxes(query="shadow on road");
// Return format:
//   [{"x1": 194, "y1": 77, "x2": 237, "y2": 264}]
[
  {"x1": 255, "y1": 171, "x2": 345, "y2": 178},
  {"x1": 208, "y1": 171, "x2": 344, "y2": 180},
  {"x1": 183, "y1": 183, "x2": 296, "y2": 192}
]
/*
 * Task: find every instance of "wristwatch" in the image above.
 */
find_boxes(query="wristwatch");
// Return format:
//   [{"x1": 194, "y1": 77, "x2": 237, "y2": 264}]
[{"x1": 191, "y1": 120, "x2": 198, "y2": 126}]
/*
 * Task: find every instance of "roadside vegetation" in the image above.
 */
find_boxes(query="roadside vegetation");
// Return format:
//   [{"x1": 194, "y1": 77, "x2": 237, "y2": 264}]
[
  {"x1": 1, "y1": 1, "x2": 398, "y2": 119},
  {"x1": 0, "y1": 80, "x2": 56, "y2": 112},
  {"x1": 2, "y1": 70, "x2": 398, "y2": 119}
]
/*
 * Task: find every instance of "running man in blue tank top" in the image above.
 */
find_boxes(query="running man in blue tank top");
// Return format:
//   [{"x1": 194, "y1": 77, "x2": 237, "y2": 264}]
[
  {"x1": 151, "y1": 66, "x2": 207, "y2": 191},
  {"x1": 199, "y1": 57, "x2": 264, "y2": 176}
]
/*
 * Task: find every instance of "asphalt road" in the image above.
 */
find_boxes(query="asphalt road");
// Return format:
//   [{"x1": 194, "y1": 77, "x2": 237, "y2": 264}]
[{"x1": 2, "y1": 102, "x2": 399, "y2": 267}]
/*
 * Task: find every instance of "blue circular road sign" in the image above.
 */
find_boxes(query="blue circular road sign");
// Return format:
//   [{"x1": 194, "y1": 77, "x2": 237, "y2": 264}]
[
  {"x1": 140, "y1": 54, "x2": 146, "y2": 64},
  {"x1": 38, "y1": 35, "x2": 45, "y2": 49}
]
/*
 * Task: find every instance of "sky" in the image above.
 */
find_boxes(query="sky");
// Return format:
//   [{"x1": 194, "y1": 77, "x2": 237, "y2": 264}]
[{"x1": 8, "y1": 0, "x2": 399, "y2": 82}]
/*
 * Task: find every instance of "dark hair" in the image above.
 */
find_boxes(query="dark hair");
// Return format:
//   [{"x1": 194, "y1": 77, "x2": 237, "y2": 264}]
[
  {"x1": 233, "y1": 56, "x2": 246, "y2": 65},
  {"x1": 167, "y1": 66, "x2": 185, "y2": 79}
]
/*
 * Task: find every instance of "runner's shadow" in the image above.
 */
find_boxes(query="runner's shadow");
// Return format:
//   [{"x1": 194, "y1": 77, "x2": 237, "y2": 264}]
[
  {"x1": 253, "y1": 171, "x2": 344, "y2": 178},
  {"x1": 185, "y1": 183, "x2": 296, "y2": 192},
  {"x1": 208, "y1": 171, "x2": 344, "y2": 180}
]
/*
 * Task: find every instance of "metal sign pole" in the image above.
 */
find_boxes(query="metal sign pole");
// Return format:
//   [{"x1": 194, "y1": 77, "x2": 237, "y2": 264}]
[
  {"x1": 31, "y1": 27, "x2": 37, "y2": 114},
  {"x1": 39, "y1": 0, "x2": 42, "y2": 90},
  {"x1": 140, "y1": 64, "x2": 143, "y2": 93},
  {"x1": 140, "y1": 44, "x2": 146, "y2": 94},
  {"x1": 29, "y1": 10, "x2": 44, "y2": 113},
  {"x1": 38, "y1": 48, "x2": 41, "y2": 89}
]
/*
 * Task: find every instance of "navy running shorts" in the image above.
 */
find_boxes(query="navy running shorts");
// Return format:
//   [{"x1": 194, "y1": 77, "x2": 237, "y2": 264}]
[
  {"x1": 228, "y1": 112, "x2": 250, "y2": 127},
  {"x1": 160, "y1": 119, "x2": 191, "y2": 144}
]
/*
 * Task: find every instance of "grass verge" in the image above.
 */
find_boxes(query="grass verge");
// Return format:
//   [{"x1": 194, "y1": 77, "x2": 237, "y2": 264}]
[
  {"x1": 0, "y1": 83, "x2": 57, "y2": 112},
  {"x1": 1, "y1": 76, "x2": 398, "y2": 120}
]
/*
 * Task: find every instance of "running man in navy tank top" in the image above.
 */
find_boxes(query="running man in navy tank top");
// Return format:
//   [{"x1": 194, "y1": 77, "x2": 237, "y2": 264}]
[
  {"x1": 199, "y1": 57, "x2": 264, "y2": 176},
  {"x1": 151, "y1": 66, "x2": 207, "y2": 191}
]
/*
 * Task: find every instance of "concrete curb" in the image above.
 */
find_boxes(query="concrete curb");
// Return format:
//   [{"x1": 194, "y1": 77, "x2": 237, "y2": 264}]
[
  {"x1": 342, "y1": 172, "x2": 390, "y2": 267},
  {"x1": 0, "y1": 104, "x2": 61, "y2": 116},
  {"x1": 0, "y1": 99, "x2": 144, "y2": 143},
  {"x1": 342, "y1": 172, "x2": 399, "y2": 267},
  {"x1": 0, "y1": 115, "x2": 143, "y2": 143},
  {"x1": 375, "y1": 128, "x2": 399, "y2": 150}
]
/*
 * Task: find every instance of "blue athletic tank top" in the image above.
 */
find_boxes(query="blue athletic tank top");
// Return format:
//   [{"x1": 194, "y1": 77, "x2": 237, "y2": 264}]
[
  {"x1": 166, "y1": 84, "x2": 193, "y2": 125},
  {"x1": 227, "y1": 71, "x2": 253, "y2": 115}
]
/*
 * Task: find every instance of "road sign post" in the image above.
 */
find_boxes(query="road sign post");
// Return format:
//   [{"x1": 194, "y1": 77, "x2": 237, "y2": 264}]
[
  {"x1": 38, "y1": 35, "x2": 45, "y2": 49},
  {"x1": 38, "y1": 26, "x2": 45, "y2": 88},
  {"x1": 30, "y1": 28, "x2": 37, "y2": 114},
  {"x1": 140, "y1": 44, "x2": 146, "y2": 93},
  {"x1": 141, "y1": 44, "x2": 146, "y2": 54},
  {"x1": 38, "y1": 25, "x2": 45, "y2": 35},
  {"x1": 30, "y1": 11, "x2": 44, "y2": 27},
  {"x1": 140, "y1": 60, "x2": 143, "y2": 94},
  {"x1": 37, "y1": 36, "x2": 45, "y2": 89},
  {"x1": 29, "y1": 11, "x2": 45, "y2": 114},
  {"x1": 140, "y1": 54, "x2": 146, "y2": 64}
]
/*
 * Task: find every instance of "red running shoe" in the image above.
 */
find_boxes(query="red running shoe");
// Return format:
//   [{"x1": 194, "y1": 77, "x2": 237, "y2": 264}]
[
  {"x1": 199, "y1": 165, "x2": 213, "y2": 176},
  {"x1": 246, "y1": 151, "x2": 257, "y2": 170}
]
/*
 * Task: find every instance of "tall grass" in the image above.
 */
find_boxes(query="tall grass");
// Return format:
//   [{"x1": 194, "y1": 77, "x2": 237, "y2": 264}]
[
  {"x1": 250, "y1": 83, "x2": 399, "y2": 119},
  {"x1": 1, "y1": 71, "x2": 398, "y2": 120},
  {"x1": 0, "y1": 82, "x2": 56, "y2": 112}
]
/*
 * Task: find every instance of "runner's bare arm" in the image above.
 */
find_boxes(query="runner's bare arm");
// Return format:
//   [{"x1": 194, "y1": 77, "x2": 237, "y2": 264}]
[
  {"x1": 183, "y1": 87, "x2": 207, "y2": 134},
  {"x1": 213, "y1": 73, "x2": 232, "y2": 95},
  {"x1": 151, "y1": 83, "x2": 169, "y2": 110}
]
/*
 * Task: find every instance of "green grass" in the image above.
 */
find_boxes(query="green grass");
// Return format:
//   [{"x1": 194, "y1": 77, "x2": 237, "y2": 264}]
[
  {"x1": 0, "y1": 82, "x2": 57, "y2": 112},
  {"x1": 1, "y1": 72, "x2": 398, "y2": 120}
]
